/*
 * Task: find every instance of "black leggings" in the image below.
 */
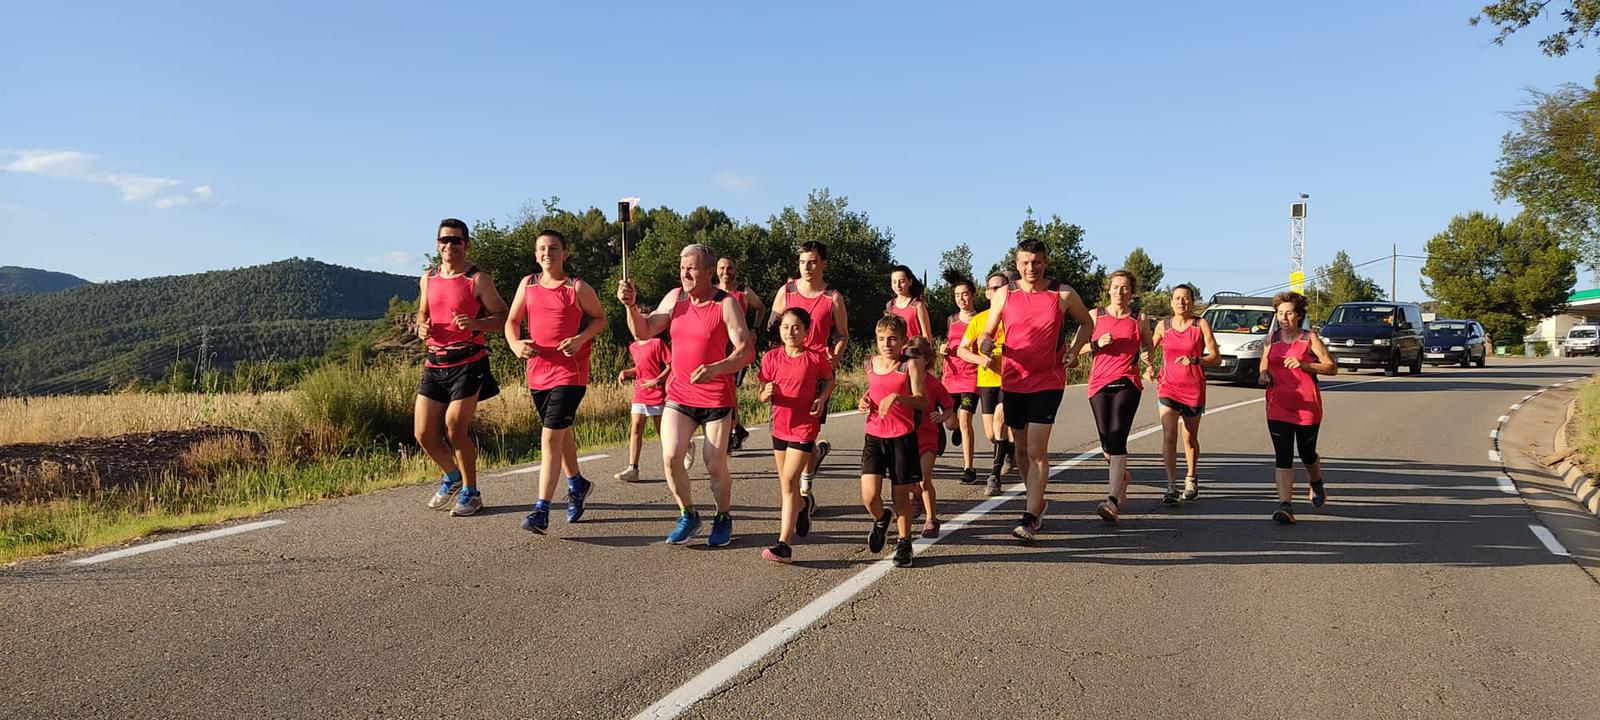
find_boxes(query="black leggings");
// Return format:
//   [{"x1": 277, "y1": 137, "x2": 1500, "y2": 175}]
[
  {"x1": 1267, "y1": 420, "x2": 1320, "y2": 470},
  {"x1": 1090, "y1": 380, "x2": 1142, "y2": 455}
]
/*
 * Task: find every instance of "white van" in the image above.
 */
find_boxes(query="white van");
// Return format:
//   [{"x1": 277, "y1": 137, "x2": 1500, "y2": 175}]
[
  {"x1": 1563, "y1": 324, "x2": 1600, "y2": 356},
  {"x1": 1200, "y1": 294, "x2": 1278, "y2": 384}
]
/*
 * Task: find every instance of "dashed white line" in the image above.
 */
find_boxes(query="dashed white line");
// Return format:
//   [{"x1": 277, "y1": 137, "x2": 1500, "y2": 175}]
[
  {"x1": 1489, "y1": 429, "x2": 1500, "y2": 441},
  {"x1": 1497, "y1": 415, "x2": 1509, "y2": 423},
  {"x1": 1489, "y1": 450, "x2": 1502, "y2": 463},
  {"x1": 578, "y1": 453, "x2": 610, "y2": 462},
  {"x1": 1496, "y1": 477, "x2": 1519, "y2": 495},
  {"x1": 507, "y1": 453, "x2": 612, "y2": 475},
  {"x1": 72, "y1": 520, "x2": 286, "y2": 566},
  {"x1": 1528, "y1": 524, "x2": 1571, "y2": 556},
  {"x1": 1509, "y1": 404, "x2": 1521, "y2": 411}
]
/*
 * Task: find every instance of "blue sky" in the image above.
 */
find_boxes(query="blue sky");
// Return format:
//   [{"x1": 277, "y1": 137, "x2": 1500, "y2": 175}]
[{"x1": 2, "y1": 2, "x2": 1595, "y2": 301}]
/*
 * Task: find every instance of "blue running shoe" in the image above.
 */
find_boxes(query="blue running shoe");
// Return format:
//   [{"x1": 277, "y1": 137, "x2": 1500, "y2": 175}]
[
  {"x1": 1309, "y1": 481, "x2": 1327, "y2": 508},
  {"x1": 666, "y1": 512, "x2": 702, "y2": 544},
  {"x1": 707, "y1": 513, "x2": 734, "y2": 547},
  {"x1": 566, "y1": 476, "x2": 594, "y2": 523},
  {"x1": 427, "y1": 473, "x2": 462, "y2": 510},
  {"x1": 521, "y1": 507, "x2": 550, "y2": 534}
]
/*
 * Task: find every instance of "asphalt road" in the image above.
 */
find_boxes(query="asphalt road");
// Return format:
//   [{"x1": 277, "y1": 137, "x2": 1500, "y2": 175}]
[{"x1": 5, "y1": 358, "x2": 1600, "y2": 719}]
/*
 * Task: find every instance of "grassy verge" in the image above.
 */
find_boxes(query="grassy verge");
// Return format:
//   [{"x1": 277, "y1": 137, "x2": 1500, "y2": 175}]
[
  {"x1": 1569, "y1": 374, "x2": 1600, "y2": 474},
  {"x1": 0, "y1": 362, "x2": 866, "y2": 564}
]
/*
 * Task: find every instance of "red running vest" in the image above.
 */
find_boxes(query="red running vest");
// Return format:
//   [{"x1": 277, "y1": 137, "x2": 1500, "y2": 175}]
[
  {"x1": 522, "y1": 274, "x2": 592, "y2": 389},
  {"x1": 998, "y1": 281, "x2": 1066, "y2": 393},
  {"x1": 667, "y1": 288, "x2": 737, "y2": 408},
  {"x1": 424, "y1": 266, "x2": 487, "y2": 369}
]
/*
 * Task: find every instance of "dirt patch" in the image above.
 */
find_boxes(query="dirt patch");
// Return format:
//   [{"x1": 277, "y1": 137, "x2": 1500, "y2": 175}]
[{"x1": 0, "y1": 428, "x2": 265, "y2": 503}]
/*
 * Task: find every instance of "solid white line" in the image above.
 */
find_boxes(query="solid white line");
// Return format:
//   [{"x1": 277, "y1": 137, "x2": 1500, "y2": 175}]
[
  {"x1": 633, "y1": 373, "x2": 1399, "y2": 719},
  {"x1": 1528, "y1": 524, "x2": 1571, "y2": 556},
  {"x1": 72, "y1": 520, "x2": 286, "y2": 566},
  {"x1": 1497, "y1": 476, "x2": 1519, "y2": 495},
  {"x1": 507, "y1": 453, "x2": 612, "y2": 476},
  {"x1": 578, "y1": 454, "x2": 609, "y2": 462}
]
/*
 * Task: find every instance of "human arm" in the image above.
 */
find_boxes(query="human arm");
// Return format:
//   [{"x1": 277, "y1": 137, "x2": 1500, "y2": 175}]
[
  {"x1": 1197, "y1": 318, "x2": 1222, "y2": 367},
  {"x1": 617, "y1": 280, "x2": 672, "y2": 340},
  {"x1": 504, "y1": 279, "x2": 537, "y2": 359},
  {"x1": 978, "y1": 289, "x2": 1008, "y2": 355},
  {"x1": 916, "y1": 302, "x2": 933, "y2": 343},
  {"x1": 1302, "y1": 332, "x2": 1339, "y2": 376},
  {"x1": 415, "y1": 274, "x2": 431, "y2": 340},
  {"x1": 689, "y1": 297, "x2": 756, "y2": 383},
  {"x1": 829, "y1": 292, "x2": 849, "y2": 363}
]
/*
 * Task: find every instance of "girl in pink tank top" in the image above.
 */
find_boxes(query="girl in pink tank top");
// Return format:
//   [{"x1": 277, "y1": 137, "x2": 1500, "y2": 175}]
[
  {"x1": 887, "y1": 265, "x2": 932, "y2": 342},
  {"x1": 1151, "y1": 284, "x2": 1220, "y2": 503},
  {"x1": 1257, "y1": 292, "x2": 1337, "y2": 525},
  {"x1": 1086, "y1": 271, "x2": 1155, "y2": 524}
]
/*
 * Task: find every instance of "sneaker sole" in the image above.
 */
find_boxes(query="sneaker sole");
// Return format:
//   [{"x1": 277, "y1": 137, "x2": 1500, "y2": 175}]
[
  {"x1": 1272, "y1": 511, "x2": 1296, "y2": 524},
  {"x1": 1096, "y1": 505, "x2": 1119, "y2": 524},
  {"x1": 450, "y1": 501, "x2": 481, "y2": 517},
  {"x1": 428, "y1": 488, "x2": 460, "y2": 510},
  {"x1": 1010, "y1": 526, "x2": 1036, "y2": 543},
  {"x1": 762, "y1": 549, "x2": 793, "y2": 564},
  {"x1": 522, "y1": 520, "x2": 548, "y2": 534}
]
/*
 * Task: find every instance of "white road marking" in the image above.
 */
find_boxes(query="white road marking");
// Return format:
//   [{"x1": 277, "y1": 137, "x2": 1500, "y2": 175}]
[
  {"x1": 1523, "y1": 394, "x2": 1536, "y2": 401},
  {"x1": 72, "y1": 520, "x2": 286, "y2": 566},
  {"x1": 1528, "y1": 524, "x2": 1571, "y2": 556},
  {"x1": 578, "y1": 454, "x2": 609, "y2": 462},
  {"x1": 506, "y1": 453, "x2": 612, "y2": 475},
  {"x1": 1497, "y1": 477, "x2": 1519, "y2": 495},
  {"x1": 1489, "y1": 429, "x2": 1499, "y2": 440},
  {"x1": 1489, "y1": 450, "x2": 1502, "y2": 463},
  {"x1": 1497, "y1": 415, "x2": 1509, "y2": 423},
  {"x1": 1509, "y1": 404, "x2": 1521, "y2": 411},
  {"x1": 634, "y1": 372, "x2": 1399, "y2": 719}
]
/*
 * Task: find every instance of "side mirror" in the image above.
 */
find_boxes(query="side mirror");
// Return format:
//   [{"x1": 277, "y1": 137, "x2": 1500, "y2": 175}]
[{"x1": 1398, "y1": 321, "x2": 1412, "y2": 331}]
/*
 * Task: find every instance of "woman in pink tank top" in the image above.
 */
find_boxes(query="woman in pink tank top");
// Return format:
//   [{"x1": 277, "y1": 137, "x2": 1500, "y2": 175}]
[
  {"x1": 1151, "y1": 284, "x2": 1220, "y2": 504},
  {"x1": 939, "y1": 270, "x2": 980, "y2": 483},
  {"x1": 1257, "y1": 291, "x2": 1337, "y2": 525},
  {"x1": 1086, "y1": 270, "x2": 1156, "y2": 524},
  {"x1": 887, "y1": 265, "x2": 932, "y2": 342}
]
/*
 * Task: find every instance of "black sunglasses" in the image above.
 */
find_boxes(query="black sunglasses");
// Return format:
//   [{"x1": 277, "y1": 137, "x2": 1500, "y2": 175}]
[{"x1": 437, "y1": 236, "x2": 465, "y2": 246}]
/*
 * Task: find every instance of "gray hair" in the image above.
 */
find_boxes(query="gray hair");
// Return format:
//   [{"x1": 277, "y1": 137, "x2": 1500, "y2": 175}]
[{"x1": 680, "y1": 243, "x2": 715, "y2": 269}]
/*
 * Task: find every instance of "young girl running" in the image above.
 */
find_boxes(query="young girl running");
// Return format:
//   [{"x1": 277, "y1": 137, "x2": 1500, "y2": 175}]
[
  {"x1": 940, "y1": 269, "x2": 981, "y2": 485},
  {"x1": 906, "y1": 336, "x2": 957, "y2": 539},
  {"x1": 886, "y1": 265, "x2": 932, "y2": 343},
  {"x1": 1087, "y1": 270, "x2": 1156, "y2": 524},
  {"x1": 1258, "y1": 291, "x2": 1337, "y2": 524},
  {"x1": 856, "y1": 315, "x2": 928, "y2": 568},
  {"x1": 757, "y1": 308, "x2": 836, "y2": 563},
  {"x1": 1150, "y1": 284, "x2": 1220, "y2": 503},
  {"x1": 615, "y1": 333, "x2": 671, "y2": 484}
]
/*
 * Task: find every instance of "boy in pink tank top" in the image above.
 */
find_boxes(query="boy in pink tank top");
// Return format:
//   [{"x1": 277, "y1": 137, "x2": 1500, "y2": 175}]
[
  {"x1": 766, "y1": 241, "x2": 850, "y2": 515},
  {"x1": 504, "y1": 230, "x2": 609, "y2": 534},
  {"x1": 618, "y1": 244, "x2": 755, "y2": 548},
  {"x1": 417, "y1": 219, "x2": 509, "y2": 518},
  {"x1": 855, "y1": 315, "x2": 928, "y2": 568},
  {"x1": 975, "y1": 239, "x2": 1096, "y2": 543}
]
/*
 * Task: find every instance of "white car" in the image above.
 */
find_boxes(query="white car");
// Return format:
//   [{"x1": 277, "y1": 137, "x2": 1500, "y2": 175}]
[
  {"x1": 1564, "y1": 325, "x2": 1599, "y2": 356},
  {"x1": 1200, "y1": 295, "x2": 1278, "y2": 384}
]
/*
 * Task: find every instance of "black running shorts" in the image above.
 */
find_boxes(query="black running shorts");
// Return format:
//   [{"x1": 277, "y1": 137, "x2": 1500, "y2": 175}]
[
  {"x1": 666, "y1": 402, "x2": 733, "y2": 427},
  {"x1": 978, "y1": 386, "x2": 1003, "y2": 415},
  {"x1": 1002, "y1": 389, "x2": 1065, "y2": 430},
  {"x1": 530, "y1": 385, "x2": 587, "y2": 430},
  {"x1": 773, "y1": 437, "x2": 817, "y2": 453},
  {"x1": 861, "y1": 433, "x2": 923, "y2": 486},
  {"x1": 418, "y1": 357, "x2": 500, "y2": 405}
]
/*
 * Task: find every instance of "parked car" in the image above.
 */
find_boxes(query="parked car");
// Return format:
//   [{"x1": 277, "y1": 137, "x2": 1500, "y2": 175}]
[
  {"x1": 1563, "y1": 325, "x2": 1600, "y2": 356},
  {"x1": 1319, "y1": 301, "x2": 1426, "y2": 376},
  {"x1": 1200, "y1": 294, "x2": 1277, "y2": 384},
  {"x1": 1423, "y1": 319, "x2": 1487, "y2": 368}
]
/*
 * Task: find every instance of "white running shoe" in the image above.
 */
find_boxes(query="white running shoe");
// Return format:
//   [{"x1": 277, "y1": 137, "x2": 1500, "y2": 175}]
[{"x1": 615, "y1": 466, "x2": 641, "y2": 483}]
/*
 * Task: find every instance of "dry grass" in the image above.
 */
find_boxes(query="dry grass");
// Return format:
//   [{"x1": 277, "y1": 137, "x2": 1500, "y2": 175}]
[
  {"x1": 0, "y1": 392, "x2": 296, "y2": 446},
  {"x1": 178, "y1": 434, "x2": 266, "y2": 478}
]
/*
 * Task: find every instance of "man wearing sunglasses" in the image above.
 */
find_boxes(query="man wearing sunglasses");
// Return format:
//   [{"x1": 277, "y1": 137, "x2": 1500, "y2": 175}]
[{"x1": 420, "y1": 218, "x2": 510, "y2": 517}]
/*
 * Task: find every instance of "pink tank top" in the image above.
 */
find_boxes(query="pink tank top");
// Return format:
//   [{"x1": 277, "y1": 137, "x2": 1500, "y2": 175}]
[
  {"x1": 865, "y1": 357, "x2": 917, "y2": 438},
  {"x1": 943, "y1": 314, "x2": 977, "y2": 393},
  {"x1": 781, "y1": 281, "x2": 836, "y2": 354},
  {"x1": 424, "y1": 266, "x2": 486, "y2": 369},
  {"x1": 1158, "y1": 318, "x2": 1206, "y2": 408},
  {"x1": 887, "y1": 298, "x2": 924, "y2": 339},
  {"x1": 667, "y1": 288, "x2": 736, "y2": 408},
  {"x1": 1266, "y1": 332, "x2": 1323, "y2": 425},
  {"x1": 1087, "y1": 308, "x2": 1144, "y2": 397},
  {"x1": 523, "y1": 274, "x2": 592, "y2": 389},
  {"x1": 998, "y1": 282, "x2": 1066, "y2": 393}
]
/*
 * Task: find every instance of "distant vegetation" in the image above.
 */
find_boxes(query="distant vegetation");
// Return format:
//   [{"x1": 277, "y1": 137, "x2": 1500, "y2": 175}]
[
  {"x1": 0, "y1": 266, "x2": 88, "y2": 296},
  {"x1": 0, "y1": 258, "x2": 416, "y2": 395}
]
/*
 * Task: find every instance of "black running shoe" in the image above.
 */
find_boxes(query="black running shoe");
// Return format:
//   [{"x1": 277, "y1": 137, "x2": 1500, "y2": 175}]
[
  {"x1": 1162, "y1": 486, "x2": 1180, "y2": 505},
  {"x1": 893, "y1": 538, "x2": 914, "y2": 567},
  {"x1": 868, "y1": 509, "x2": 891, "y2": 552},
  {"x1": 1309, "y1": 481, "x2": 1327, "y2": 508},
  {"x1": 1272, "y1": 502, "x2": 1296, "y2": 525},
  {"x1": 959, "y1": 468, "x2": 980, "y2": 485},
  {"x1": 796, "y1": 498, "x2": 811, "y2": 538}
]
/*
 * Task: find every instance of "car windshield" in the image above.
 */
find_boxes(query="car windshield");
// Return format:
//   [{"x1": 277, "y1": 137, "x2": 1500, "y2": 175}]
[
  {"x1": 1570, "y1": 328, "x2": 1597, "y2": 339},
  {"x1": 1328, "y1": 305, "x2": 1396, "y2": 326},
  {"x1": 1202, "y1": 308, "x2": 1273, "y2": 333},
  {"x1": 1426, "y1": 322, "x2": 1468, "y2": 337}
]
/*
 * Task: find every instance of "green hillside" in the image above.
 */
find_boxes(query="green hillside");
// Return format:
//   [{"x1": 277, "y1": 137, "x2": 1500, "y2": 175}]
[
  {"x1": 0, "y1": 259, "x2": 417, "y2": 394},
  {"x1": 0, "y1": 266, "x2": 90, "y2": 296}
]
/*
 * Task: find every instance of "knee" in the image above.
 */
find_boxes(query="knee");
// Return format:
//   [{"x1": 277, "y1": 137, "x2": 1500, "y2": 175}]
[{"x1": 445, "y1": 420, "x2": 471, "y2": 444}]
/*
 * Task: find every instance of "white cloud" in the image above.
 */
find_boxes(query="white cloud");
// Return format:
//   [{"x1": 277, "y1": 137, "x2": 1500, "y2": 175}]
[
  {"x1": 369, "y1": 250, "x2": 419, "y2": 271},
  {"x1": 2, "y1": 149, "x2": 217, "y2": 209},
  {"x1": 714, "y1": 172, "x2": 758, "y2": 193}
]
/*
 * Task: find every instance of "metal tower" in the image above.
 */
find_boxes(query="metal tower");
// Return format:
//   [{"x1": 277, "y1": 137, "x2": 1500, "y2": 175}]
[{"x1": 1290, "y1": 194, "x2": 1308, "y2": 292}]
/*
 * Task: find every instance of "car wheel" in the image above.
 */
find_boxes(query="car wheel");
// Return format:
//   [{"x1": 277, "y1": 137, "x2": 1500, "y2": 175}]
[
  {"x1": 1411, "y1": 350, "x2": 1423, "y2": 375},
  {"x1": 1459, "y1": 353, "x2": 1470, "y2": 369},
  {"x1": 1476, "y1": 351, "x2": 1487, "y2": 367},
  {"x1": 1384, "y1": 354, "x2": 1398, "y2": 377}
]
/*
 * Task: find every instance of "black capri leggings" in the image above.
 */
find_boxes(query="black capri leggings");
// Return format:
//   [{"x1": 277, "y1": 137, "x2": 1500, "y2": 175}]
[
  {"x1": 1267, "y1": 420, "x2": 1320, "y2": 470},
  {"x1": 1089, "y1": 379, "x2": 1142, "y2": 456}
]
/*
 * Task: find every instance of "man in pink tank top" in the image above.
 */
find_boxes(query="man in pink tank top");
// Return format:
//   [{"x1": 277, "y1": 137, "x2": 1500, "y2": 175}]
[
  {"x1": 766, "y1": 241, "x2": 850, "y2": 508},
  {"x1": 417, "y1": 218, "x2": 509, "y2": 518},
  {"x1": 976, "y1": 238, "x2": 1096, "y2": 543},
  {"x1": 717, "y1": 256, "x2": 766, "y2": 452},
  {"x1": 618, "y1": 244, "x2": 755, "y2": 547},
  {"x1": 504, "y1": 230, "x2": 608, "y2": 534}
]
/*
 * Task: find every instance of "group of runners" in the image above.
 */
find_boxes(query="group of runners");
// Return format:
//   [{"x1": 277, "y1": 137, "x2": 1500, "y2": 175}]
[{"x1": 414, "y1": 219, "x2": 1335, "y2": 567}]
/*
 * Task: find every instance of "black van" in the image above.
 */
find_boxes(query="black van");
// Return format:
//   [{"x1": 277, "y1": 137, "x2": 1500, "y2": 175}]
[{"x1": 1319, "y1": 301, "x2": 1426, "y2": 376}]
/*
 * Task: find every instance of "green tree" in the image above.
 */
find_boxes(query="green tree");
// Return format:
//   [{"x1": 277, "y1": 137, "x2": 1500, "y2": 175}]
[
  {"x1": 1305, "y1": 250, "x2": 1384, "y2": 323},
  {"x1": 1493, "y1": 77, "x2": 1600, "y2": 268},
  {"x1": 767, "y1": 189, "x2": 898, "y2": 346},
  {"x1": 1119, "y1": 247, "x2": 1170, "y2": 317},
  {"x1": 1421, "y1": 211, "x2": 1577, "y2": 346},
  {"x1": 991, "y1": 208, "x2": 1106, "y2": 301},
  {"x1": 1472, "y1": 1, "x2": 1600, "y2": 56}
]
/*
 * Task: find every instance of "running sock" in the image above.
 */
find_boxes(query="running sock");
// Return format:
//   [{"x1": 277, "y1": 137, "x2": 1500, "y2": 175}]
[
  {"x1": 1106, "y1": 495, "x2": 1119, "y2": 506},
  {"x1": 991, "y1": 445, "x2": 1006, "y2": 475},
  {"x1": 1021, "y1": 511, "x2": 1038, "y2": 526},
  {"x1": 800, "y1": 473, "x2": 814, "y2": 494},
  {"x1": 628, "y1": 463, "x2": 639, "y2": 471},
  {"x1": 714, "y1": 511, "x2": 731, "y2": 521},
  {"x1": 681, "y1": 506, "x2": 696, "y2": 517},
  {"x1": 445, "y1": 468, "x2": 463, "y2": 483},
  {"x1": 534, "y1": 499, "x2": 551, "y2": 511}
]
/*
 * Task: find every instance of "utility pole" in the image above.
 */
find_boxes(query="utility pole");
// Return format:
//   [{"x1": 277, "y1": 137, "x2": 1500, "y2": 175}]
[{"x1": 1392, "y1": 244, "x2": 1398, "y2": 302}]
